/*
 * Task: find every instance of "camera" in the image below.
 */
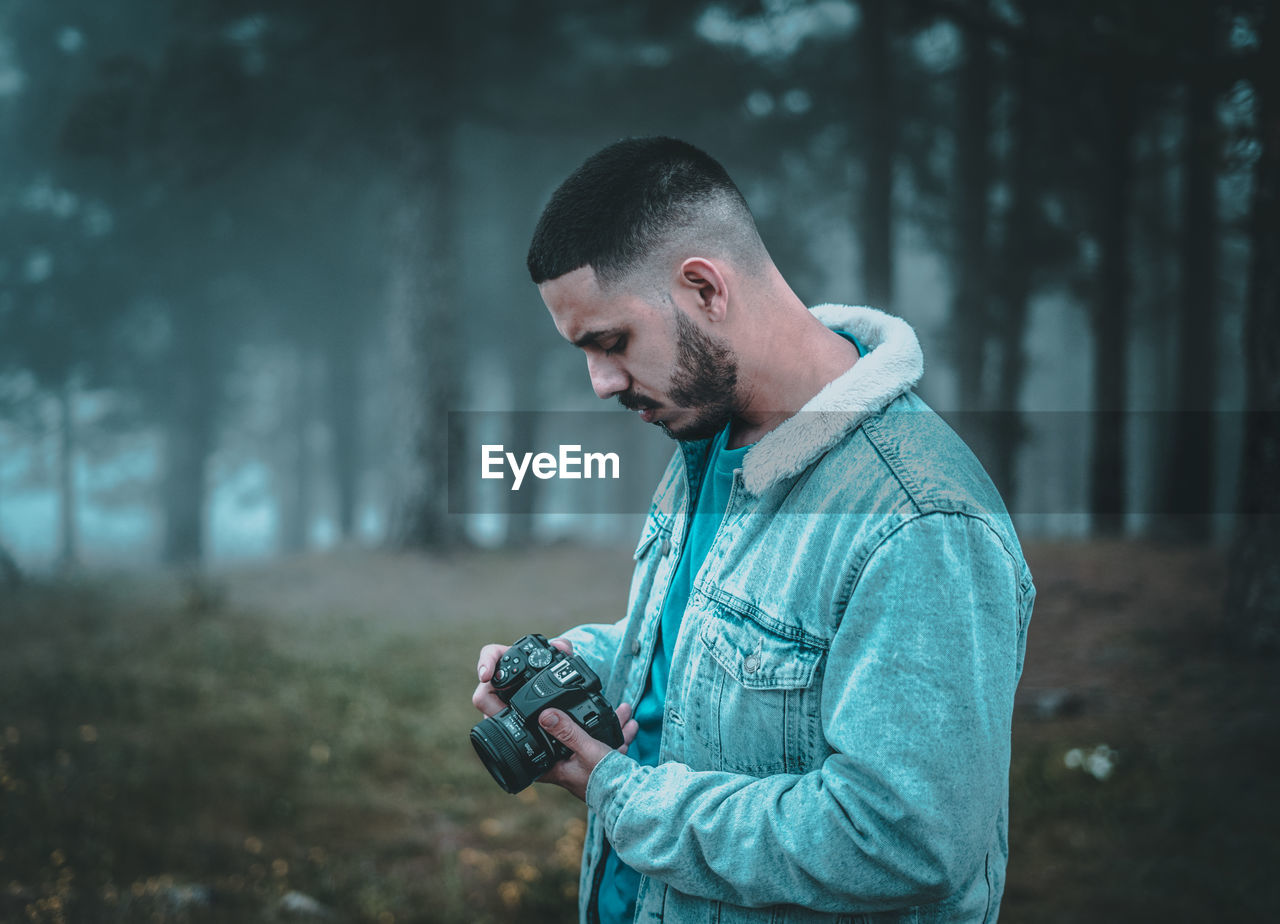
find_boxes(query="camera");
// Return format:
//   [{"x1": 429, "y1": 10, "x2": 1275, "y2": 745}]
[{"x1": 470, "y1": 633, "x2": 623, "y2": 794}]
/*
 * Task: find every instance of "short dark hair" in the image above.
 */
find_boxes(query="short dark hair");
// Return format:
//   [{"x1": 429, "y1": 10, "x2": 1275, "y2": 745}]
[{"x1": 527, "y1": 136, "x2": 762, "y2": 286}]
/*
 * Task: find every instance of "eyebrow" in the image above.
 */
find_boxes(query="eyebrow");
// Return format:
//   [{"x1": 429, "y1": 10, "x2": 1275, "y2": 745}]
[{"x1": 570, "y1": 327, "x2": 625, "y2": 349}]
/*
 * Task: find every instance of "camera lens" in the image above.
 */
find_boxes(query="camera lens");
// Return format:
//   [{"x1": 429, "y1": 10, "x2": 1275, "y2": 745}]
[{"x1": 470, "y1": 714, "x2": 543, "y2": 794}]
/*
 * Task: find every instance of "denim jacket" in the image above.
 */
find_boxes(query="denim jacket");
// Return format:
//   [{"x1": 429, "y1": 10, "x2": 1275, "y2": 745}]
[{"x1": 563, "y1": 305, "x2": 1035, "y2": 924}]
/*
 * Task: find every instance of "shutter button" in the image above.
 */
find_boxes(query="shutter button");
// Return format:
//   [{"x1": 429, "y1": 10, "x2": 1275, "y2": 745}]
[{"x1": 743, "y1": 654, "x2": 760, "y2": 674}]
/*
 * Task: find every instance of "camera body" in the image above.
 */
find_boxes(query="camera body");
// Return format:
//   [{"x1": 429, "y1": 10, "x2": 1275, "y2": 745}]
[{"x1": 470, "y1": 633, "x2": 623, "y2": 794}]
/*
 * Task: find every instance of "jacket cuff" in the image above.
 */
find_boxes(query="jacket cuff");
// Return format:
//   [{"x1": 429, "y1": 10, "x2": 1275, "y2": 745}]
[{"x1": 585, "y1": 750, "x2": 646, "y2": 832}]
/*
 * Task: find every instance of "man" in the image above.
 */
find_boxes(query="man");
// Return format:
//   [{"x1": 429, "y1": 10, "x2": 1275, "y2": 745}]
[{"x1": 473, "y1": 137, "x2": 1034, "y2": 924}]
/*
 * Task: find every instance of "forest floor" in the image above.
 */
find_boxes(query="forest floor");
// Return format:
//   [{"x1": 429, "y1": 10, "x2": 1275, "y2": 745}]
[{"x1": 0, "y1": 540, "x2": 1276, "y2": 923}]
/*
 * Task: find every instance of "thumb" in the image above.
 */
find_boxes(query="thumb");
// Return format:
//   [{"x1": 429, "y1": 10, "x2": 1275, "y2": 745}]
[{"x1": 539, "y1": 708, "x2": 601, "y2": 758}]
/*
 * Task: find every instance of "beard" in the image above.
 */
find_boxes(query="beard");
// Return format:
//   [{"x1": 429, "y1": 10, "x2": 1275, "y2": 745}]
[{"x1": 615, "y1": 308, "x2": 740, "y2": 442}]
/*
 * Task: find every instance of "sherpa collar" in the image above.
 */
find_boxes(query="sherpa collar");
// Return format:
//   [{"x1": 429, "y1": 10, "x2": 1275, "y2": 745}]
[{"x1": 739, "y1": 304, "x2": 924, "y2": 495}]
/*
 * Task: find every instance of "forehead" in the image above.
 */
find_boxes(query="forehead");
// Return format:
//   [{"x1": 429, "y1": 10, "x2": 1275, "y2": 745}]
[{"x1": 538, "y1": 266, "x2": 654, "y2": 344}]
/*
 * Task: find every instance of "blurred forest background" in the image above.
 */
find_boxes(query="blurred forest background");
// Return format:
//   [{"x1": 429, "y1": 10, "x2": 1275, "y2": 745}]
[
  {"x1": 1, "y1": 0, "x2": 1277, "y2": 577},
  {"x1": 1, "y1": 0, "x2": 1279, "y2": 922}
]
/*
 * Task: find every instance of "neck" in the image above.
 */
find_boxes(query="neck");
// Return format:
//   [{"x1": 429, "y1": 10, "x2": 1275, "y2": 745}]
[{"x1": 727, "y1": 287, "x2": 859, "y2": 448}]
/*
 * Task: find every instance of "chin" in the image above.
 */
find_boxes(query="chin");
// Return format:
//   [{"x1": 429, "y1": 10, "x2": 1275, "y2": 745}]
[{"x1": 663, "y1": 412, "x2": 729, "y2": 443}]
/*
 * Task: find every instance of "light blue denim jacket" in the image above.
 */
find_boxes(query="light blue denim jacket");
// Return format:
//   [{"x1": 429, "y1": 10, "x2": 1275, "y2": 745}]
[{"x1": 562, "y1": 305, "x2": 1035, "y2": 924}]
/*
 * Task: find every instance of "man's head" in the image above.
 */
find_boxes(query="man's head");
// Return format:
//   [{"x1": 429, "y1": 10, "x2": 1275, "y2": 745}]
[
  {"x1": 527, "y1": 136, "x2": 767, "y2": 289},
  {"x1": 528, "y1": 137, "x2": 769, "y2": 441}
]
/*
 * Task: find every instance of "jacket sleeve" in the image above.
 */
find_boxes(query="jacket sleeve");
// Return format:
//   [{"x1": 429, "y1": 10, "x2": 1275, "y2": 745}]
[
  {"x1": 559, "y1": 618, "x2": 628, "y2": 680},
  {"x1": 585, "y1": 511, "x2": 1026, "y2": 912}
]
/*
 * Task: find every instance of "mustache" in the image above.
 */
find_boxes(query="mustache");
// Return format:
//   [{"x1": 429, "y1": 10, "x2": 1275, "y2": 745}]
[{"x1": 617, "y1": 391, "x2": 659, "y2": 412}]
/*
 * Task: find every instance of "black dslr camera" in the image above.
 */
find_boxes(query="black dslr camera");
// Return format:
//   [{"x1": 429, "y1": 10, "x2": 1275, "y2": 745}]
[{"x1": 470, "y1": 634, "x2": 623, "y2": 794}]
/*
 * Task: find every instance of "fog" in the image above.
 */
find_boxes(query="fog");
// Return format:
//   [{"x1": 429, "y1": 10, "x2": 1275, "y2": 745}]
[{"x1": 0, "y1": 0, "x2": 1266, "y2": 571}]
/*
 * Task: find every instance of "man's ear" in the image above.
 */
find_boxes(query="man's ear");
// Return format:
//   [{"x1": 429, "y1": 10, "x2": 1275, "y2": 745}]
[{"x1": 676, "y1": 257, "x2": 728, "y2": 322}]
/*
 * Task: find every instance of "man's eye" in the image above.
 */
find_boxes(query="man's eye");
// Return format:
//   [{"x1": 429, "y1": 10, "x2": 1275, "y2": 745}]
[{"x1": 603, "y1": 336, "x2": 626, "y2": 356}]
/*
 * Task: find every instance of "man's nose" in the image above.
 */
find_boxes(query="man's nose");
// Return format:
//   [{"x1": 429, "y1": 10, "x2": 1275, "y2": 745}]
[{"x1": 586, "y1": 353, "x2": 627, "y2": 400}]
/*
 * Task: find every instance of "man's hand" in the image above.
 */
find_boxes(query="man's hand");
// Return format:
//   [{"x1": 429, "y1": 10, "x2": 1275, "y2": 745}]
[
  {"x1": 471, "y1": 637, "x2": 575, "y2": 717},
  {"x1": 471, "y1": 638, "x2": 638, "y2": 801},
  {"x1": 538, "y1": 702, "x2": 639, "y2": 801}
]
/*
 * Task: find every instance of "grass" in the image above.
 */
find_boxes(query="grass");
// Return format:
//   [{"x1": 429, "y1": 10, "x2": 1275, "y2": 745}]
[
  {"x1": 0, "y1": 541, "x2": 1276, "y2": 922},
  {"x1": 0, "y1": 547, "x2": 635, "y2": 924}
]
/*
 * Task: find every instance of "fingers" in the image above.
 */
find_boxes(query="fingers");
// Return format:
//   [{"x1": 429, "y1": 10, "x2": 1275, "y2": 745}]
[
  {"x1": 615, "y1": 702, "x2": 639, "y2": 753},
  {"x1": 536, "y1": 702, "x2": 639, "y2": 801},
  {"x1": 537, "y1": 708, "x2": 602, "y2": 800},
  {"x1": 539, "y1": 705, "x2": 638, "y2": 760},
  {"x1": 471, "y1": 685, "x2": 505, "y2": 717},
  {"x1": 476, "y1": 644, "x2": 509, "y2": 684},
  {"x1": 536, "y1": 703, "x2": 637, "y2": 757},
  {"x1": 471, "y1": 637, "x2": 579, "y2": 721},
  {"x1": 537, "y1": 757, "x2": 585, "y2": 797},
  {"x1": 539, "y1": 708, "x2": 612, "y2": 763},
  {"x1": 471, "y1": 643, "x2": 510, "y2": 717}
]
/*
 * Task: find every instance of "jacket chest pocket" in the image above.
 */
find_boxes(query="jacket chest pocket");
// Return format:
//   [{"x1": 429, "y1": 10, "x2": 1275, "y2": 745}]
[{"x1": 693, "y1": 600, "x2": 826, "y2": 775}]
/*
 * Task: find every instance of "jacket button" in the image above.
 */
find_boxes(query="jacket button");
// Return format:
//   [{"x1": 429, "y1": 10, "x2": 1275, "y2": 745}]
[
  {"x1": 631, "y1": 639, "x2": 641, "y2": 655},
  {"x1": 660, "y1": 537, "x2": 671, "y2": 557},
  {"x1": 743, "y1": 654, "x2": 760, "y2": 674}
]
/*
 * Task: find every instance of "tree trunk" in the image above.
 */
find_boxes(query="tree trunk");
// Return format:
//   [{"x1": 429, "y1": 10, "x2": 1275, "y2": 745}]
[
  {"x1": 325, "y1": 328, "x2": 362, "y2": 541},
  {"x1": 0, "y1": 462, "x2": 21, "y2": 588},
  {"x1": 55, "y1": 374, "x2": 79, "y2": 570},
  {"x1": 387, "y1": 126, "x2": 465, "y2": 550},
  {"x1": 989, "y1": 13, "x2": 1035, "y2": 506},
  {"x1": 502, "y1": 405, "x2": 539, "y2": 547},
  {"x1": 858, "y1": 0, "x2": 895, "y2": 310},
  {"x1": 1089, "y1": 64, "x2": 1136, "y2": 537},
  {"x1": 1225, "y1": 4, "x2": 1280, "y2": 652},
  {"x1": 278, "y1": 347, "x2": 315, "y2": 555},
  {"x1": 1160, "y1": 5, "x2": 1219, "y2": 542},
  {"x1": 161, "y1": 407, "x2": 213, "y2": 566},
  {"x1": 952, "y1": 17, "x2": 993, "y2": 418},
  {"x1": 0, "y1": 541, "x2": 19, "y2": 589},
  {"x1": 161, "y1": 312, "x2": 218, "y2": 566}
]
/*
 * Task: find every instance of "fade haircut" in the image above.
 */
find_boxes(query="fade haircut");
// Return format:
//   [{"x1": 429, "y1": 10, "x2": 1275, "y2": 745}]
[{"x1": 527, "y1": 136, "x2": 767, "y2": 288}]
